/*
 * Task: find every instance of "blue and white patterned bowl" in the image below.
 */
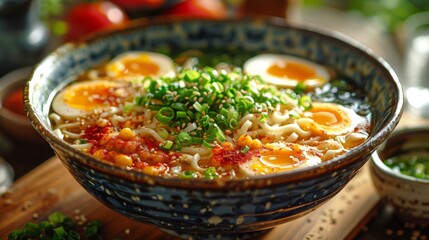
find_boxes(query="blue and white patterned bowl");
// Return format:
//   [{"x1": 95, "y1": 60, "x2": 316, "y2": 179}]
[{"x1": 25, "y1": 17, "x2": 403, "y2": 239}]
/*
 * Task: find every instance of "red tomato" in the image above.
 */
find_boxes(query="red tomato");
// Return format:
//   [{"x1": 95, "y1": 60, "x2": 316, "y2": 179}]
[
  {"x1": 163, "y1": 0, "x2": 227, "y2": 19},
  {"x1": 65, "y1": 2, "x2": 129, "y2": 42},
  {"x1": 3, "y1": 87, "x2": 26, "y2": 118},
  {"x1": 109, "y1": 0, "x2": 166, "y2": 9}
]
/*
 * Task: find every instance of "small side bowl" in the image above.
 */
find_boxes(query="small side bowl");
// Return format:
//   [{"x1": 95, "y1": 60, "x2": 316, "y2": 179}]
[
  {"x1": 0, "y1": 67, "x2": 42, "y2": 143},
  {"x1": 370, "y1": 127, "x2": 429, "y2": 223}
]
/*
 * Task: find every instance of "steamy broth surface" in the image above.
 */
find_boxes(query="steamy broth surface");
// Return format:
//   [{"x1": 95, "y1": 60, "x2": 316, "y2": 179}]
[{"x1": 49, "y1": 49, "x2": 371, "y2": 180}]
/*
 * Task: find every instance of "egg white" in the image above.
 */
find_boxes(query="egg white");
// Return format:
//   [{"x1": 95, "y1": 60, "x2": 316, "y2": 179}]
[
  {"x1": 52, "y1": 80, "x2": 124, "y2": 119},
  {"x1": 300, "y1": 102, "x2": 367, "y2": 136},
  {"x1": 105, "y1": 51, "x2": 174, "y2": 80},
  {"x1": 243, "y1": 54, "x2": 330, "y2": 88},
  {"x1": 239, "y1": 143, "x2": 321, "y2": 176}
]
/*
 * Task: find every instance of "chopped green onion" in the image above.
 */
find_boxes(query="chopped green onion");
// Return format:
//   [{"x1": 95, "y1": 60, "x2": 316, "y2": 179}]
[
  {"x1": 156, "y1": 128, "x2": 169, "y2": 139},
  {"x1": 215, "y1": 114, "x2": 228, "y2": 129},
  {"x1": 202, "y1": 140, "x2": 213, "y2": 148},
  {"x1": 212, "y1": 124, "x2": 226, "y2": 142},
  {"x1": 182, "y1": 170, "x2": 197, "y2": 179},
  {"x1": 241, "y1": 146, "x2": 250, "y2": 154},
  {"x1": 298, "y1": 95, "x2": 313, "y2": 111},
  {"x1": 185, "y1": 70, "x2": 201, "y2": 82},
  {"x1": 156, "y1": 107, "x2": 175, "y2": 124},
  {"x1": 289, "y1": 111, "x2": 300, "y2": 119},
  {"x1": 171, "y1": 102, "x2": 186, "y2": 111},
  {"x1": 176, "y1": 111, "x2": 187, "y2": 118},
  {"x1": 229, "y1": 119, "x2": 238, "y2": 129},
  {"x1": 220, "y1": 108, "x2": 228, "y2": 117},
  {"x1": 212, "y1": 82, "x2": 224, "y2": 92},
  {"x1": 294, "y1": 82, "x2": 307, "y2": 94},
  {"x1": 193, "y1": 102, "x2": 203, "y2": 112},
  {"x1": 84, "y1": 220, "x2": 103, "y2": 239},
  {"x1": 259, "y1": 114, "x2": 268, "y2": 123},
  {"x1": 191, "y1": 137, "x2": 203, "y2": 144},
  {"x1": 204, "y1": 167, "x2": 218, "y2": 180},
  {"x1": 8, "y1": 211, "x2": 102, "y2": 240},
  {"x1": 159, "y1": 140, "x2": 174, "y2": 151},
  {"x1": 227, "y1": 108, "x2": 239, "y2": 121},
  {"x1": 175, "y1": 132, "x2": 192, "y2": 147}
]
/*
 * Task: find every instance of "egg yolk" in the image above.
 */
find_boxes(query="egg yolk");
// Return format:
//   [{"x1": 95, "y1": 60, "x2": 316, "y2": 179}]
[
  {"x1": 64, "y1": 84, "x2": 116, "y2": 110},
  {"x1": 255, "y1": 144, "x2": 306, "y2": 172},
  {"x1": 260, "y1": 148, "x2": 302, "y2": 167},
  {"x1": 116, "y1": 55, "x2": 160, "y2": 77},
  {"x1": 267, "y1": 60, "x2": 317, "y2": 82},
  {"x1": 308, "y1": 103, "x2": 351, "y2": 134}
]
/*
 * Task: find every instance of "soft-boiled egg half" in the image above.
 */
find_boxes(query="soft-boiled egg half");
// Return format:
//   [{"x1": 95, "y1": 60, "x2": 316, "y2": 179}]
[
  {"x1": 298, "y1": 102, "x2": 368, "y2": 136},
  {"x1": 239, "y1": 143, "x2": 322, "y2": 176},
  {"x1": 243, "y1": 54, "x2": 330, "y2": 88},
  {"x1": 105, "y1": 51, "x2": 174, "y2": 79},
  {"x1": 52, "y1": 80, "x2": 126, "y2": 119}
]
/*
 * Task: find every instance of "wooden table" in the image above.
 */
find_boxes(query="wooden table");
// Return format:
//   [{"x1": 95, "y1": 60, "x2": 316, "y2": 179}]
[
  {"x1": 2, "y1": 111, "x2": 427, "y2": 239},
  {"x1": 0, "y1": 155, "x2": 378, "y2": 239}
]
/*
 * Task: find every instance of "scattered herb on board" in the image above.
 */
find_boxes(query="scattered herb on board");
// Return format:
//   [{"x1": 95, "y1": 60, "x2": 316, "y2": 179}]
[{"x1": 8, "y1": 211, "x2": 104, "y2": 240}]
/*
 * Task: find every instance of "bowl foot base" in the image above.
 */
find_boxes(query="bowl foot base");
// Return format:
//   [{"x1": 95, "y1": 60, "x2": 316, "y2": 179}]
[{"x1": 160, "y1": 228, "x2": 270, "y2": 240}]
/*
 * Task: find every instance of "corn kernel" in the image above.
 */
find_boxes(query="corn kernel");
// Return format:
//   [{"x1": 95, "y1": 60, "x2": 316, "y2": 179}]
[
  {"x1": 142, "y1": 165, "x2": 166, "y2": 176},
  {"x1": 251, "y1": 139, "x2": 263, "y2": 150},
  {"x1": 93, "y1": 149, "x2": 106, "y2": 160},
  {"x1": 142, "y1": 166, "x2": 157, "y2": 175},
  {"x1": 119, "y1": 127, "x2": 135, "y2": 141},
  {"x1": 237, "y1": 135, "x2": 252, "y2": 147},
  {"x1": 114, "y1": 154, "x2": 133, "y2": 167}
]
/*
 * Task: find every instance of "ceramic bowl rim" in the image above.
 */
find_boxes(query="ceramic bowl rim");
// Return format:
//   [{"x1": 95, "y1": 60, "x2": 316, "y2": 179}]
[
  {"x1": 25, "y1": 16, "x2": 403, "y2": 188},
  {"x1": 370, "y1": 127, "x2": 429, "y2": 184}
]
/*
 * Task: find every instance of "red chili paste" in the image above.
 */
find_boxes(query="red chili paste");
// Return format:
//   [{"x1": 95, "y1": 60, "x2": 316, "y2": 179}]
[{"x1": 211, "y1": 145, "x2": 259, "y2": 166}]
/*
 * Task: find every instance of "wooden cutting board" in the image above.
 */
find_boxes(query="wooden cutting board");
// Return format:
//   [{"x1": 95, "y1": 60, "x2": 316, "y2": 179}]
[{"x1": 0, "y1": 156, "x2": 380, "y2": 239}]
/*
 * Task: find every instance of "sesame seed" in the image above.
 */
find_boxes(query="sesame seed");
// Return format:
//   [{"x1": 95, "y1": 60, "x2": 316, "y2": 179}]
[
  {"x1": 47, "y1": 188, "x2": 57, "y2": 195},
  {"x1": 22, "y1": 201, "x2": 32, "y2": 211}
]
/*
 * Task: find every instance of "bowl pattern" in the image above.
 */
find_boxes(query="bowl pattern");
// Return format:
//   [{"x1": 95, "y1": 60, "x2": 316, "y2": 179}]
[
  {"x1": 26, "y1": 18, "x2": 403, "y2": 239},
  {"x1": 370, "y1": 128, "x2": 429, "y2": 223},
  {"x1": 57, "y1": 146, "x2": 366, "y2": 239}
]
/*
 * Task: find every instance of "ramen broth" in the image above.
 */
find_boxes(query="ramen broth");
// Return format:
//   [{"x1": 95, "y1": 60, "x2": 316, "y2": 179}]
[{"x1": 49, "y1": 49, "x2": 371, "y2": 180}]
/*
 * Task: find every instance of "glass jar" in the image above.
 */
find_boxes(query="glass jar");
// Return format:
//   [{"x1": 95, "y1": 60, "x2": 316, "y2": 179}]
[{"x1": 0, "y1": 0, "x2": 49, "y2": 77}]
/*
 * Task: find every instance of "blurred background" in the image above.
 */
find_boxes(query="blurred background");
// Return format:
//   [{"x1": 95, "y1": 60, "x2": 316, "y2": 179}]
[{"x1": 2, "y1": 0, "x2": 429, "y2": 188}]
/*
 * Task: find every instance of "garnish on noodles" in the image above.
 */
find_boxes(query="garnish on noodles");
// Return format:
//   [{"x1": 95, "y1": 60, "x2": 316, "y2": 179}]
[{"x1": 49, "y1": 51, "x2": 370, "y2": 180}]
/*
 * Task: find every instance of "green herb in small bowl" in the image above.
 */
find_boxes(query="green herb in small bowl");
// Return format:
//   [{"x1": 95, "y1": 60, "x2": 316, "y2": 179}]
[{"x1": 383, "y1": 152, "x2": 429, "y2": 180}]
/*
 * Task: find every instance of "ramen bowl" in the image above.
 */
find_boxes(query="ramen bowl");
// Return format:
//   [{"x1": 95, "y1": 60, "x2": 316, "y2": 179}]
[
  {"x1": 370, "y1": 127, "x2": 429, "y2": 223},
  {"x1": 25, "y1": 17, "x2": 403, "y2": 239}
]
